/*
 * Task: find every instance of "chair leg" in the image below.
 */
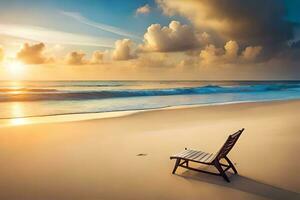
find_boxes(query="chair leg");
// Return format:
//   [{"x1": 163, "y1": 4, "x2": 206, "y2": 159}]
[
  {"x1": 225, "y1": 156, "x2": 238, "y2": 174},
  {"x1": 214, "y1": 161, "x2": 230, "y2": 182},
  {"x1": 172, "y1": 158, "x2": 181, "y2": 174}
]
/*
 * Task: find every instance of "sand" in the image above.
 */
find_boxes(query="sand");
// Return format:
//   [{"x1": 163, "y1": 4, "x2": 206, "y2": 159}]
[{"x1": 0, "y1": 100, "x2": 299, "y2": 200}]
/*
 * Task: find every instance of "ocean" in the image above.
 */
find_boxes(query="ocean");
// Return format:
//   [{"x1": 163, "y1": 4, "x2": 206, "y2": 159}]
[{"x1": 1, "y1": 80, "x2": 300, "y2": 125}]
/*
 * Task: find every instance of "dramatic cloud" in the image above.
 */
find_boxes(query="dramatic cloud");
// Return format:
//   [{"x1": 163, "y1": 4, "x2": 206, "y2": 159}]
[
  {"x1": 112, "y1": 39, "x2": 137, "y2": 60},
  {"x1": 142, "y1": 21, "x2": 200, "y2": 52},
  {"x1": 136, "y1": 4, "x2": 151, "y2": 15},
  {"x1": 0, "y1": 46, "x2": 4, "y2": 62},
  {"x1": 90, "y1": 51, "x2": 105, "y2": 64},
  {"x1": 65, "y1": 51, "x2": 86, "y2": 65},
  {"x1": 17, "y1": 43, "x2": 52, "y2": 64},
  {"x1": 157, "y1": 0, "x2": 295, "y2": 47}
]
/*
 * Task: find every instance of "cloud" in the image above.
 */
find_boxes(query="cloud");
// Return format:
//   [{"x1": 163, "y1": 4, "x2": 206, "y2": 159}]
[
  {"x1": 64, "y1": 50, "x2": 107, "y2": 65},
  {"x1": 61, "y1": 11, "x2": 141, "y2": 40},
  {"x1": 242, "y1": 46, "x2": 263, "y2": 61},
  {"x1": 157, "y1": 0, "x2": 295, "y2": 48},
  {"x1": 15, "y1": 42, "x2": 105, "y2": 66},
  {"x1": 199, "y1": 44, "x2": 221, "y2": 65},
  {"x1": 112, "y1": 39, "x2": 137, "y2": 60},
  {"x1": 224, "y1": 40, "x2": 239, "y2": 60},
  {"x1": 90, "y1": 51, "x2": 105, "y2": 64},
  {"x1": 141, "y1": 21, "x2": 200, "y2": 52},
  {"x1": 199, "y1": 40, "x2": 262, "y2": 65},
  {"x1": 0, "y1": 23, "x2": 115, "y2": 48},
  {"x1": 136, "y1": 4, "x2": 151, "y2": 15},
  {"x1": 134, "y1": 53, "x2": 174, "y2": 68},
  {"x1": 65, "y1": 51, "x2": 87, "y2": 65},
  {"x1": 16, "y1": 42, "x2": 52, "y2": 64},
  {"x1": 0, "y1": 46, "x2": 4, "y2": 62}
]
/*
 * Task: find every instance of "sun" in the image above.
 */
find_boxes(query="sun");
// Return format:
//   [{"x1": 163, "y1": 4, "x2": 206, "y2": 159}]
[{"x1": 5, "y1": 60, "x2": 25, "y2": 76}]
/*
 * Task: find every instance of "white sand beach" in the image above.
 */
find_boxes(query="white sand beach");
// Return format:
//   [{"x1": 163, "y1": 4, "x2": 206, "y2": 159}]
[{"x1": 0, "y1": 100, "x2": 299, "y2": 200}]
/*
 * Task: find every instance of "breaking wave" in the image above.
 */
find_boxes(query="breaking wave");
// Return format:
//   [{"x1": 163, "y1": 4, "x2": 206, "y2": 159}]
[{"x1": 0, "y1": 83, "x2": 300, "y2": 102}]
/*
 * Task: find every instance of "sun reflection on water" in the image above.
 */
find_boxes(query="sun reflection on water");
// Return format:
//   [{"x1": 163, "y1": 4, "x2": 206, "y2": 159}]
[
  {"x1": 9, "y1": 81, "x2": 23, "y2": 94},
  {"x1": 9, "y1": 102, "x2": 29, "y2": 126},
  {"x1": 10, "y1": 81, "x2": 22, "y2": 88},
  {"x1": 10, "y1": 117, "x2": 28, "y2": 126}
]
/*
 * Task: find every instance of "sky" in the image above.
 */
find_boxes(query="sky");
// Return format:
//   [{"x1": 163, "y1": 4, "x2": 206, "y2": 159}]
[{"x1": 0, "y1": 0, "x2": 299, "y2": 80}]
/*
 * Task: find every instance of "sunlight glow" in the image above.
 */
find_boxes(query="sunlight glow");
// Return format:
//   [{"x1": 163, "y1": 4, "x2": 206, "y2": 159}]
[
  {"x1": 9, "y1": 102, "x2": 28, "y2": 126},
  {"x1": 6, "y1": 60, "x2": 25, "y2": 75}
]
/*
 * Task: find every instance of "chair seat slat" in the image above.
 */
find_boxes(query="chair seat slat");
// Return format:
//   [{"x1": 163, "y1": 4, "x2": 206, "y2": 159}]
[
  {"x1": 195, "y1": 152, "x2": 209, "y2": 161},
  {"x1": 192, "y1": 152, "x2": 206, "y2": 160},
  {"x1": 184, "y1": 151, "x2": 201, "y2": 159},
  {"x1": 186, "y1": 151, "x2": 204, "y2": 160},
  {"x1": 198, "y1": 153, "x2": 212, "y2": 162},
  {"x1": 202, "y1": 153, "x2": 215, "y2": 162},
  {"x1": 171, "y1": 149, "x2": 213, "y2": 163},
  {"x1": 172, "y1": 149, "x2": 193, "y2": 158}
]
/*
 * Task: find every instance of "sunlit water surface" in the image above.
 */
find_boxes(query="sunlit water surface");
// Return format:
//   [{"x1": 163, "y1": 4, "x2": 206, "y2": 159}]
[{"x1": 1, "y1": 80, "x2": 300, "y2": 126}]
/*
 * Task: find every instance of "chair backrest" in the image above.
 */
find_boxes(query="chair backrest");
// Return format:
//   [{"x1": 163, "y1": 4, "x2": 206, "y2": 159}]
[{"x1": 215, "y1": 128, "x2": 244, "y2": 161}]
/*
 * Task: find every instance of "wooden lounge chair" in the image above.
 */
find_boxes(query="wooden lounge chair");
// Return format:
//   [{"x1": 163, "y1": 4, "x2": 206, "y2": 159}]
[{"x1": 170, "y1": 128, "x2": 244, "y2": 182}]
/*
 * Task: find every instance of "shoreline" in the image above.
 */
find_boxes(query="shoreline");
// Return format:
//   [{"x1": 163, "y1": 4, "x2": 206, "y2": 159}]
[{"x1": 1, "y1": 98, "x2": 300, "y2": 127}]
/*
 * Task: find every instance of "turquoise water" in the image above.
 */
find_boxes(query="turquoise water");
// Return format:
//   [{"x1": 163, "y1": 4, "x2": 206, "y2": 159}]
[{"x1": 1, "y1": 80, "x2": 300, "y2": 119}]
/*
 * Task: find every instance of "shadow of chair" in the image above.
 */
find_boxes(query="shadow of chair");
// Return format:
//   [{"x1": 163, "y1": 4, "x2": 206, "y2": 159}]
[{"x1": 178, "y1": 169, "x2": 300, "y2": 200}]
